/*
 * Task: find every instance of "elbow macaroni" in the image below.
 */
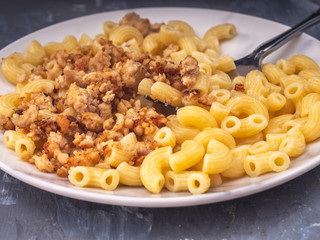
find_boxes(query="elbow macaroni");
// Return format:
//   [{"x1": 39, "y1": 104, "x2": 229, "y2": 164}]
[
  {"x1": 177, "y1": 106, "x2": 217, "y2": 130},
  {"x1": 68, "y1": 167, "x2": 119, "y2": 191},
  {"x1": 109, "y1": 25, "x2": 144, "y2": 46},
  {"x1": 140, "y1": 146, "x2": 172, "y2": 194},
  {"x1": 4, "y1": 130, "x2": 36, "y2": 158},
  {"x1": 203, "y1": 139, "x2": 233, "y2": 174},
  {"x1": 164, "y1": 170, "x2": 210, "y2": 194},
  {"x1": 0, "y1": 93, "x2": 21, "y2": 117},
  {"x1": 221, "y1": 114, "x2": 268, "y2": 138},
  {"x1": 154, "y1": 127, "x2": 176, "y2": 149},
  {"x1": 166, "y1": 115, "x2": 200, "y2": 144},
  {"x1": 244, "y1": 151, "x2": 290, "y2": 177},
  {"x1": 169, "y1": 140, "x2": 205, "y2": 172},
  {"x1": 116, "y1": 162, "x2": 143, "y2": 186}
]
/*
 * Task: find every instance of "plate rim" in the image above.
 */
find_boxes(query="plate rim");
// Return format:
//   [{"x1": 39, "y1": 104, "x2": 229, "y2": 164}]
[{"x1": 2, "y1": 152, "x2": 319, "y2": 208}]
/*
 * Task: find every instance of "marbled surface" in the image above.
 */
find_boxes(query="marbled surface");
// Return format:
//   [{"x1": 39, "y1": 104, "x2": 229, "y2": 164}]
[{"x1": 1, "y1": 0, "x2": 320, "y2": 239}]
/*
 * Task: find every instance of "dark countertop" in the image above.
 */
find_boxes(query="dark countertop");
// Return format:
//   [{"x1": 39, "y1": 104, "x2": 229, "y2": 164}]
[{"x1": 1, "y1": 0, "x2": 320, "y2": 239}]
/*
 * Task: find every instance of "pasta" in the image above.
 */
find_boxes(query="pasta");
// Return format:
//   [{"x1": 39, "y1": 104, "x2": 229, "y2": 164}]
[
  {"x1": 221, "y1": 145, "x2": 249, "y2": 178},
  {"x1": 44, "y1": 35, "x2": 78, "y2": 55},
  {"x1": 1, "y1": 12, "x2": 320, "y2": 196},
  {"x1": 235, "y1": 132, "x2": 264, "y2": 146},
  {"x1": 279, "y1": 127, "x2": 305, "y2": 157},
  {"x1": 140, "y1": 146, "x2": 172, "y2": 194},
  {"x1": 20, "y1": 79, "x2": 55, "y2": 98},
  {"x1": 177, "y1": 106, "x2": 217, "y2": 130},
  {"x1": 202, "y1": 139, "x2": 233, "y2": 174},
  {"x1": 300, "y1": 93, "x2": 320, "y2": 117},
  {"x1": 205, "y1": 36, "x2": 220, "y2": 53},
  {"x1": 164, "y1": 169, "x2": 211, "y2": 194},
  {"x1": 106, "y1": 147, "x2": 133, "y2": 167},
  {"x1": 109, "y1": 25, "x2": 144, "y2": 46},
  {"x1": 226, "y1": 95, "x2": 269, "y2": 120},
  {"x1": 78, "y1": 33, "x2": 94, "y2": 47},
  {"x1": 209, "y1": 70, "x2": 231, "y2": 89},
  {"x1": 203, "y1": 23, "x2": 237, "y2": 41},
  {"x1": 103, "y1": 21, "x2": 118, "y2": 38},
  {"x1": 276, "y1": 58, "x2": 296, "y2": 75},
  {"x1": 0, "y1": 93, "x2": 21, "y2": 117},
  {"x1": 264, "y1": 114, "x2": 294, "y2": 134},
  {"x1": 308, "y1": 76, "x2": 320, "y2": 93},
  {"x1": 187, "y1": 172, "x2": 211, "y2": 194},
  {"x1": 153, "y1": 126, "x2": 176, "y2": 148},
  {"x1": 193, "y1": 127, "x2": 236, "y2": 149},
  {"x1": 4, "y1": 130, "x2": 36, "y2": 158},
  {"x1": 191, "y1": 51, "x2": 218, "y2": 72},
  {"x1": 164, "y1": 170, "x2": 211, "y2": 194},
  {"x1": 24, "y1": 40, "x2": 46, "y2": 66},
  {"x1": 265, "y1": 133, "x2": 286, "y2": 151},
  {"x1": 209, "y1": 89, "x2": 231, "y2": 104},
  {"x1": 246, "y1": 76, "x2": 270, "y2": 99},
  {"x1": 151, "y1": 81, "x2": 183, "y2": 107},
  {"x1": 168, "y1": 20, "x2": 195, "y2": 36},
  {"x1": 116, "y1": 162, "x2": 143, "y2": 186},
  {"x1": 190, "y1": 72, "x2": 210, "y2": 94},
  {"x1": 166, "y1": 115, "x2": 200, "y2": 144},
  {"x1": 178, "y1": 36, "x2": 197, "y2": 55},
  {"x1": 221, "y1": 114, "x2": 268, "y2": 138},
  {"x1": 142, "y1": 33, "x2": 164, "y2": 55},
  {"x1": 170, "y1": 49, "x2": 187, "y2": 65},
  {"x1": 1, "y1": 53, "x2": 27, "y2": 84},
  {"x1": 169, "y1": 140, "x2": 205, "y2": 172},
  {"x1": 244, "y1": 151, "x2": 290, "y2": 177},
  {"x1": 192, "y1": 36, "x2": 208, "y2": 52},
  {"x1": 159, "y1": 24, "x2": 183, "y2": 45},
  {"x1": 119, "y1": 132, "x2": 137, "y2": 152},
  {"x1": 46, "y1": 59, "x2": 62, "y2": 79},
  {"x1": 137, "y1": 78, "x2": 154, "y2": 96},
  {"x1": 217, "y1": 55, "x2": 236, "y2": 72},
  {"x1": 290, "y1": 54, "x2": 320, "y2": 72},
  {"x1": 266, "y1": 92, "x2": 287, "y2": 112},
  {"x1": 300, "y1": 101, "x2": 320, "y2": 142},
  {"x1": 164, "y1": 170, "x2": 190, "y2": 192},
  {"x1": 209, "y1": 102, "x2": 230, "y2": 126},
  {"x1": 262, "y1": 63, "x2": 286, "y2": 85},
  {"x1": 68, "y1": 167, "x2": 119, "y2": 191}
]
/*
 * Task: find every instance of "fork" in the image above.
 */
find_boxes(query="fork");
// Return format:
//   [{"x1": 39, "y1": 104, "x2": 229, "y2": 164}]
[
  {"x1": 145, "y1": 8, "x2": 320, "y2": 110},
  {"x1": 230, "y1": 8, "x2": 320, "y2": 77}
]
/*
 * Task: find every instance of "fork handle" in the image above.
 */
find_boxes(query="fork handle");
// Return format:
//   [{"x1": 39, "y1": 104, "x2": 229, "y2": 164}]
[{"x1": 252, "y1": 8, "x2": 320, "y2": 62}]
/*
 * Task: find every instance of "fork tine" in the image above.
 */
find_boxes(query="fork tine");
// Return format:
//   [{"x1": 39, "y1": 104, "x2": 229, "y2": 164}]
[{"x1": 143, "y1": 95, "x2": 180, "y2": 111}]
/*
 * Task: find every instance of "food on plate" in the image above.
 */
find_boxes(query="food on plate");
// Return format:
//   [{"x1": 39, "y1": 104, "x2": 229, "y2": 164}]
[{"x1": 1, "y1": 12, "x2": 320, "y2": 194}]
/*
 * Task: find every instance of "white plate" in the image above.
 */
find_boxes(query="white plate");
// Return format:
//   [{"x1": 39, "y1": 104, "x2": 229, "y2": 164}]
[{"x1": 1, "y1": 7, "x2": 320, "y2": 207}]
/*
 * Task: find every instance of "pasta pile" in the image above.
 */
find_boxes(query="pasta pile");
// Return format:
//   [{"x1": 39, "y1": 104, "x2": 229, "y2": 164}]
[{"x1": 1, "y1": 12, "x2": 320, "y2": 195}]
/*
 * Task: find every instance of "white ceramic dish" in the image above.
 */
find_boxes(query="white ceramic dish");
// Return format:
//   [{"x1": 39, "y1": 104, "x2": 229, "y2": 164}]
[{"x1": 1, "y1": 7, "x2": 320, "y2": 207}]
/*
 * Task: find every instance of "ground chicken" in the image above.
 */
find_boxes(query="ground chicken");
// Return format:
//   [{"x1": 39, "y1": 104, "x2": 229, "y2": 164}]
[
  {"x1": 180, "y1": 56, "x2": 200, "y2": 87},
  {"x1": 65, "y1": 83, "x2": 90, "y2": 113},
  {"x1": 81, "y1": 112, "x2": 104, "y2": 132},
  {"x1": 119, "y1": 12, "x2": 163, "y2": 37},
  {"x1": 13, "y1": 105, "x2": 39, "y2": 129}
]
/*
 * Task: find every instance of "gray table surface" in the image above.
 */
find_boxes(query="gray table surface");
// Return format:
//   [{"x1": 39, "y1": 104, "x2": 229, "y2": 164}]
[{"x1": 1, "y1": 0, "x2": 320, "y2": 239}]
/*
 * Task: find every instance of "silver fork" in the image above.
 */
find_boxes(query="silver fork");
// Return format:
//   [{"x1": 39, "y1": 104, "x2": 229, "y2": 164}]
[
  {"x1": 145, "y1": 8, "x2": 320, "y2": 110},
  {"x1": 230, "y1": 8, "x2": 320, "y2": 77}
]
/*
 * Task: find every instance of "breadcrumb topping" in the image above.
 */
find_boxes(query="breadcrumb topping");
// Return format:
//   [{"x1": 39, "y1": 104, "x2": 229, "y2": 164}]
[{"x1": 0, "y1": 12, "x2": 208, "y2": 177}]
